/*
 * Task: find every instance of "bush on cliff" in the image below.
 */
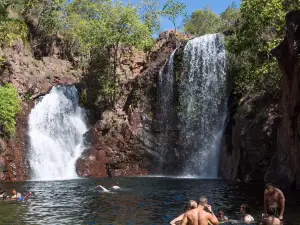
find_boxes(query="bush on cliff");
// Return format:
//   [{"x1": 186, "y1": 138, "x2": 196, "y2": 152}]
[
  {"x1": 0, "y1": 84, "x2": 21, "y2": 137},
  {"x1": 184, "y1": 0, "x2": 300, "y2": 96},
  {"x1": 226, "y1": 0, "x2": 300, "y2": 96}
]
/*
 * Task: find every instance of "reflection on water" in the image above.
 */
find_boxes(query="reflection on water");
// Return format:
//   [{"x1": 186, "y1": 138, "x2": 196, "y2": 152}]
[{"x1": 0, "y1": 178, "x2": 299, "y2": 224}]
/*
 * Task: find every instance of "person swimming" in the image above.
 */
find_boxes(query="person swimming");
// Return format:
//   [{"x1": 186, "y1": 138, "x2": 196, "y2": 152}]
[
  {"x1": 95, "y1": 185, "x2": 110, "y2": 192},
  {"x1": 0, "y1": 188, "x2": 7, "y2": 199},
  {"x1": 240, "y1": 204, "x2": 254, "y2": 224},
  {"x1": 11, "y1": 190, "x2": 23, "y2": 201},
  {"x1": 261, "y1": 207, "x2": 281, "y2": 225},
  {"x1": 169, "y1": 200, "x2": 198, "y2": 225},
  {"x1": 217, "y1": 208, "x2": 228, "y2": 222}
]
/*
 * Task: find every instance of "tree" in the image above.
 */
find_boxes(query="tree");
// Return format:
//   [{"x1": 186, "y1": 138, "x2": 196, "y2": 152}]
[
  {"x1": 226, "y1": 0, "x2": 300, "y2": 95},
  {"x1": 219, "y1": 3, "x2": 240, "y2": 34},
  {"x1": 139, "y1": 0, "x2": 161, "y2": 35},
  {"x1": 67, "y1": 0, "x2": 154, "y2": 104},
  {"x1": 160, "y1": 0, "x2": 186, "y2": 34},
  {"x1": 184, "y1": 6, "x2": 221, "y2": 36}
]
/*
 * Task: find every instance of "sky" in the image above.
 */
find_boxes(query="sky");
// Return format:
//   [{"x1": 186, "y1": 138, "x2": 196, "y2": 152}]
[{"x1": 127, "y1": 0, "x2": 241, "y2": 32}]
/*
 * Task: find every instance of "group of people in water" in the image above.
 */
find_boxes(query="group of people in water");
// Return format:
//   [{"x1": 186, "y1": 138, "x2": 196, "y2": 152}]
[
  {"x1": 0, "y1": 188, "x2": 31, "y2": 201},
  {"x1": 170, "y1": 183, "x2": 286, "y2": 225}
]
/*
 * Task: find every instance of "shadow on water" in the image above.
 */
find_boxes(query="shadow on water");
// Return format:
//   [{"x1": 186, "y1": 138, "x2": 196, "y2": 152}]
[{"x1": 0, "y1": 177, "x2": 299, "y2": 224}]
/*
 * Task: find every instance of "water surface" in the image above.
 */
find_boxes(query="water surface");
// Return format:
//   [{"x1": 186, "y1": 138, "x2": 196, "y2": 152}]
[{"x1": 0, "y1": 177, "x2": 299, "y2": 224}]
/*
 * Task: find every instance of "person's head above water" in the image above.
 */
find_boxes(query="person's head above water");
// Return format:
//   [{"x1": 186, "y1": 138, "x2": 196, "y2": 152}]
[
  {"x1": 198, "y1": 196, "x2": 208, "y2": 206},
  {"x1": 265, "y1": 183, "x2": 275, "y2": 193},
  {"x1": 240, "y1": 204, "x2": 251, "y2": 215},
  {"x1": 186, "y1": 200, "x2": 197, "y2": 210}
]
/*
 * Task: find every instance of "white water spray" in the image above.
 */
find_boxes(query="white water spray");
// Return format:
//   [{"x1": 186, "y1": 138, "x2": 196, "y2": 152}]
[
  {"x1": 181, "y1": 34, "x2": 227, "y2": 177},
  {"x1": 28, "y1": 86, "x2": 87, "y2": 181}
]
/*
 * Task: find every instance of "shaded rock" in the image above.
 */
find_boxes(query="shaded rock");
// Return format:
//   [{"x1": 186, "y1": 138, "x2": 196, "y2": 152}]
[
  {"x1": 76, "y1": 31, "x2": 189, "y2": 177},
  {"x1": 267, "y1": 10, "x2": 300, "y2": 188},
  {"x1": 220, "y1": 94, "x2": 280, "y2": 183}
]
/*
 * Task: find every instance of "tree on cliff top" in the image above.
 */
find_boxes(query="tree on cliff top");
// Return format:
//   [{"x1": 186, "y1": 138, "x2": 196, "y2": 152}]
[
  {"x1": 160, "y1": 0, "x2": 186, "y2": 35},
  {"x1": 67, "y1": 0, "x2": 155, "y2": 105},
  {"x1": 226, "y1": 0, "x2": 300, "y2": 96},
  {"x1": 183, "y1": 6, "x2": 221, "y2": 36}
]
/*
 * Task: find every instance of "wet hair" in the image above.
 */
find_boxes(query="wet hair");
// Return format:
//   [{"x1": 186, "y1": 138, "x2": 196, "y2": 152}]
[
  {"x1": 268, "y1": 206, "x2": 276, "y2": 216},
  {"x1": 266, "y1": 183, "x2": 274, "y2": 189},
  {"x1": 187, "y1": 200, "x2": 198, "y2": 210},
  {"x1": 198, "y1": 196, "x2": 208, "y2": 206},
  {"x1": 218, "y1": 207, "x2": 225, "y2": 213},
  {"x1": 241, "y1": 204, "x2": 251, "y2": 214}
]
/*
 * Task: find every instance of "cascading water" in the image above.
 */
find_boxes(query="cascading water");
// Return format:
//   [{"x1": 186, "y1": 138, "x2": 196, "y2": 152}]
[
  {"x1": 156, "y1": 49, "x2": 178, "y2": 169},
  {"x1": 28, "y1": 86, "x2": 88, "y2": 181},
  {"x1": 180, "y1": 34, "x2": 227, "y2": 178}
]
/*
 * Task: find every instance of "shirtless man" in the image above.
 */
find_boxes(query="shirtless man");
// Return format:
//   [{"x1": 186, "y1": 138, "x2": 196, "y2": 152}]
[
  {"x1": 264, "y1": 183, "x2": 285, "y2": 220},
  {"x1": 181, "y1": 196, "x2": 219, "y2": 225}
]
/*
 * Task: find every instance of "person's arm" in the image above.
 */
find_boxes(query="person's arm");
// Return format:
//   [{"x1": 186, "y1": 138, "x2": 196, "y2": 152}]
[
  {"x1": 278, "y1": 190, "x2": 285, "y2": 220},
  {"x1": 170, "y1": 213, "x2": 184, "y2": 225},
  {"x1": 180, "y1": 214, "x2": 188, "y2": 225},
  {"x1": 264, "y1": 190, "x2": 268, "y2": 215},
  {"x1": 207, "y1": 212, "x2": 219, "y2": 225}
]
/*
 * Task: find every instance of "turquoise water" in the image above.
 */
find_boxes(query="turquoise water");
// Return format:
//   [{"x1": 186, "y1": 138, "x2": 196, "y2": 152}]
[{"x1": 0, "y1": 177, "x2": 299, "y2": 224}]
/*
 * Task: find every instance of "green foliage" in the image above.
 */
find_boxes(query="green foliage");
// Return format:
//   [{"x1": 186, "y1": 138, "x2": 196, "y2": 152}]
[
  {"x1": 226, "y1": 0, "x2": 300, "y2": 95},
  {"x1": 219, "y1": 3, "x2": 240, "y2": 33},
  {"x1": 0, "y1": 19, "x2": 28, "y2": 46},
  {"x1": 160, "y1": 0, "x2": 186, "y2": 30},
  {"x1": 0, "y1": 84, "x2": 21, "y2": 137},
  {"x1": 184, "y1": 6, "x2": 221, "y2": 36}
]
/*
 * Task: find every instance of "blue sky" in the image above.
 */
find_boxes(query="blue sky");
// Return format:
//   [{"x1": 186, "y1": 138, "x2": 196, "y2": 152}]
[{"x1": 126, "y1": 0, "x2": 241, "y2": 32}]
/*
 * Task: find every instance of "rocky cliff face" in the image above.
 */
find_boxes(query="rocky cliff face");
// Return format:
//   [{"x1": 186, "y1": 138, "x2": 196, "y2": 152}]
[
  {"x1": 221, "y1": 11, "x2": 300, "y2": 189},
  {"x1": 0, "y1": 40, "x2": 82, "y2": 181},
  {"x1": 266, "y1": 10, "x2": 300, "y2": 189},
  {"x1": 220, "y1": 94, "x2": 280, "y2": 182},
  {"x1": 76, "y1": 31, "x2": 188, "y2": 177}
]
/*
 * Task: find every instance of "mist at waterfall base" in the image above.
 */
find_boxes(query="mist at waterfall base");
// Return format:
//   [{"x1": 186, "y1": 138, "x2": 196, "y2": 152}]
[
  {"x1": 157, "y1": 34, "x2": 227, "y2": 178},
  {"x1": 0, "y1": 178, "x2": 300, "y2": 225},
  {"x1": 28, "y1": 86, "x2": 87, "y2": 181}
]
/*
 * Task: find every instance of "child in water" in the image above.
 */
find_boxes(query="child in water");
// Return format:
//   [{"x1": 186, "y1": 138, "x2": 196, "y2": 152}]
[
  {"x1": 217, "y1": 208, "x2": 228, "y2": 222},
  {"x1": 11, "y1": 190, "x2": 23, "y2": 201}
]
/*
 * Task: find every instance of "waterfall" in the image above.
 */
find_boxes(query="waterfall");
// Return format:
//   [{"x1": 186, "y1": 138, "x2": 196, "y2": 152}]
[
  {"x1": 157, "y1": 50, "x2": 177, "y2": 167},
  {"x1": 28, "y1": 86, "x2": 88, "y2": 181},
  {"x1": 180, "y1": 34, "x2": 227, "y2": 178}
]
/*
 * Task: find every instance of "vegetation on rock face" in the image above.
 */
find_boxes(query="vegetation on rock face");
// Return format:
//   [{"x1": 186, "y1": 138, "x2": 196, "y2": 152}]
[
  {"x1": 0, "y1": 84, "x2": 21, "y2": 137},
  {"x1": 0, "y1": 0, "x2": 186, "y2": 112},
  {"x1": 184, "y1": 0, "x2": 300, "y2": 96}
]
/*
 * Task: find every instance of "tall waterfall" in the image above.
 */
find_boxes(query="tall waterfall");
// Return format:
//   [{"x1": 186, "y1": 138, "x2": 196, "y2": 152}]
[
  {"x1": 180, "y1": 34, "x2": 227, "y2": 177},
  {"x1": 28, "y1": 86, "x2": 87, "y2": 181},
  {"x1": 157, "y1": 50, "x2": 176, "y2": 156}
]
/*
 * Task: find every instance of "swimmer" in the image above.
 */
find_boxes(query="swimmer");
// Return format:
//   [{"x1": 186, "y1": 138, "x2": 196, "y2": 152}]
[
  {"x1": 0, "y1": 188, "x2": 7, "y2": 199},
  {"x1": 217, "y1": 208, "x2": 228, "y2": 222},
  {"x1": 170, "y1": 200, "x2": 198, "y2": 225},
  {"x1": 261, "y1": 207, "x2": 282, "y2": 225},
  {"x1": 112, "y1": 181, "x2": 121, "y2": 190},
  {"x1": 95, "y1": 185, "x2": 110, "y2": 192},
  {"x1": 181, "y1": 196, "x2": 219, "y2": 225},
  {"x1": 264, "y1": 183, "x2": 285, "y2": 220},
  {"x1": 11, "y1": 190, "x2": 23, "y2": 201},
  {"x1": 240, "y1": 204, "x2": 254, "y2": 224}
]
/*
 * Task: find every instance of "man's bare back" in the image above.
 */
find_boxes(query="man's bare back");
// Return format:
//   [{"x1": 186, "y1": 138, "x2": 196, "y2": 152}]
[
  {"x1": 264, "y1": 184, "x2": 285, "y2": 220},
  {"x1": 265, "y1": 188, "x2": 283, "y2": 208},
  {"x1": 181, "y1": 207, "x2": 219, "y2": 225}
]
